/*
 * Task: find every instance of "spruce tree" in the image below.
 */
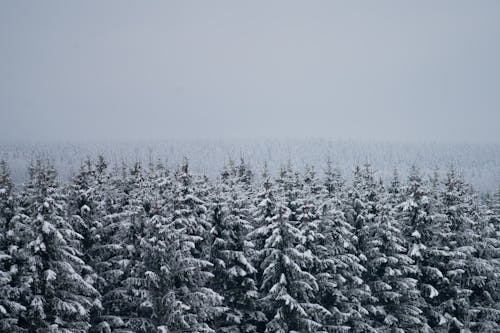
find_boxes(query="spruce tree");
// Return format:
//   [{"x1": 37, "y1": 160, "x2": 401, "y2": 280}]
[
  {"x1": 364, "y1": 197, "x2": 427, "y2": 332},
  {"x1": 0, "y1": 160, "x2": 27, "y2": 332},
  {"x1": 254, "y1": 203, "x2": 327, "y2": 333},
  {"x1": 399, "y1": 165, "x2": 451, "y2": 330},
  {"x1": 160, "y1": 161, "x2": 224, "y2": 332},
  {"x1": 19, "y1": 160, "x2": 99, "y2": 332},
  {"x1": 439, "y1": 167, "x2": 489, "y2": 332},
  {"x1": 208, "y1": 173, "x2": 263, "y2": 333}
]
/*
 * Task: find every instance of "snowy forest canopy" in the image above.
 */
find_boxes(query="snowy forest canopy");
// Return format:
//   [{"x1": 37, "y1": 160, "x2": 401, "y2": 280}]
[
  {"x1": 1, "y1": 139, "x2": 499, "y2": 193},
  {"x1": 0, "y1": 155, "x2": 499, "y2": 333}
]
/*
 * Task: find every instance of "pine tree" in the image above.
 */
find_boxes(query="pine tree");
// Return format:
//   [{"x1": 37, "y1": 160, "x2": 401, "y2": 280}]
[
  {"x1": 0, "y1": 160, "x2": 27, "y2": 332},
  {"x1": 0, "y1": 160, "x2": 15, "y2": 231},
  {"x1": 323, "y1": 159, "x2": 344, "y2": 200},
  {"x1": 88, "y1": 163, "x2": 127, "y2": 332},
  {"x1": 344, "y1": 164, "x2": 381, "y2": 331},
  {"x1": 173, "y1": 161, "x2": 212, "y2": 259},
  {"x1": 158, "y1": 161, "x2": 224, "y2": 332},
  {"x1": 347, "y1": 164, "x2": 380, "y2": 250},
  {"x1": 439, "y1": 167, "x2": 491, "y2": 332},
  {"x1": 236, "y1": 158, "x2": 254, "y2": 190},
  {"x1": 465, "y1": 191, "x2": 500, "y2": 332},
  {"x1": 18, "y1": 160, "x2": 99, "y2": 332},
  {"x1": 387, "y1": 168, "x2": 404, "y2": 206},
  {"x1": 251, "y1": 163, "x2": 276, "y2": 265},
  {"x1": 208, "y1": 172, "x2": 263, "y2": 333},
  {"x1": 319, "y1": 198, "x2": 373, "y2": 332},
  {"x1": 67, "y1": 158, "x2": 105, "y2": 331},
  {"x1": 253, "y1": 203, "x2": 327, "y2": 333},
  {"x1": 364, "y1": 196, "x2": 427, "y2": 332},
  {"x1": 399, "y1": 165, "x2": 451, "y2": 330},
  {"x1": 295, "y1": 166, "x2": 335, "y2": 329}
]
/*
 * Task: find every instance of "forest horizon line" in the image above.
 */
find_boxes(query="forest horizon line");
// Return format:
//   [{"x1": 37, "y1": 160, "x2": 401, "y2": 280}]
[{"x1": 1, "y1": 139, "x2": 499, "y2": 193}]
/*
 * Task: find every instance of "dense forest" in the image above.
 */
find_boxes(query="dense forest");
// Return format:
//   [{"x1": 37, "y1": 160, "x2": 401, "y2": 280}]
[
  {"x1": 0, "y1": 157, "x2": 499, "y2": 333},
  {"x1": 2, "y1": 140, "x2": 499, "y2": 192}
]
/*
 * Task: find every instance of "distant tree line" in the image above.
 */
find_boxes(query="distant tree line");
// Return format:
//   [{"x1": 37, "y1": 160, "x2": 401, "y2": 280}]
[{"x1": 0, "y1": 157, "x2": 498, "y2": 333}]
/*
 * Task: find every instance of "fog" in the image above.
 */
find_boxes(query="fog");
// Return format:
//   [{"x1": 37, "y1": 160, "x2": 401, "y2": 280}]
[{"x1": 1, "y1": 1, "x2": 499, "y2": 143}]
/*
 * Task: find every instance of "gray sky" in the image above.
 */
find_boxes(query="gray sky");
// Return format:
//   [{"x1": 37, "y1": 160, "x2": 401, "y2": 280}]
[{"x1": 1, "y1": 1, "x2": 499, "y2": 143}]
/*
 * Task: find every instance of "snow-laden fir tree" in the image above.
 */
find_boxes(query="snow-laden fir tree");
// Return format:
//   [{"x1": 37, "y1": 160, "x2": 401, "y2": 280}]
[
  {"x1": 114, "y1": 162, "x2": 163, "y2": 332},
  {"x1": 470, "y1": 185, "x2": 500, "y2": 332},
  {"x1": 464, "y1": 188, "x2": 500, "y2": 332},
  {"x1": 347, "y1": 164, "x2": 380, "y2": 251},
  {"x1": 151, "y1": 161, "x2": 224, "y2": 333},
  {"x1": 295, "y1": 166, "x2": 336, "y2": 329},
  {"x1": 16, "y1": 160, "x2": 99, "y2": 332},
  {"x1": 323, "y1": 159, "x2": 345, "y2": 200},
  {"x1": 319, "y1": 202, "x2": 374, "y2": 332},
  {"x1": 297, "y1": 166, "x2": 323, "y2": 261},
  {"x1": 106, "y1": 160, "x2": 213, "y2": 333},
  {"x1": 252, "y1": 202, "x2": 328, "y2": 333},
  {"x1": 90, "y1": 160, "x2": 146, "y2": 332},
  {"x1": 236, "y1": 158, "x2": 254, "y2": 191},
  {"x1": 398, "y1": 165, "x2": 451, "y2": 331},
  {"x1": 344, "y1": 164, "x2": 381, "y2": 330},
  {"x1": 66, "y1": 158, "x2": 106, "y2": 331},
  {"x1": 0, "y1": 160, "x2": 27, "y2": 332},
  {"x1": 363, "y1": 195, "x2": 428, "y2": 332},
  {"x1": 387, "y1": 169, "x2": 405, "y2": 206},
  {"x1": 251, "y1": 163, "x2": 276, "y2": 265},
  {"x1": 0, "y1": 160, "x2": 15, "y2": 231},
  {"x1": 315, "y1": 164, "x2": 375, "y2": 333},
  {"x1": 438, "y1": 167, "x2": 492, "y2": 332},
  {"x1": 208, "y1": 167, "x2": 264, "y2": 333},
  {"x1": 172, "y1": 160, "x2": 212, "y2": 259}
]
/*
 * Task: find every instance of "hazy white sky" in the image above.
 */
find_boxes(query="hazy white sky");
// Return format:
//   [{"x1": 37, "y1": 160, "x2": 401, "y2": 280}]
[{"x1": 1, "y1": 1, "x2": 499, "y2": 142}]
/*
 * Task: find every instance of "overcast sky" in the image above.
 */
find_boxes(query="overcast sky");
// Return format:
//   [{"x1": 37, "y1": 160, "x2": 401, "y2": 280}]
[{"x1": 1, "y1": 1, "x2": 499, "y2": 143}]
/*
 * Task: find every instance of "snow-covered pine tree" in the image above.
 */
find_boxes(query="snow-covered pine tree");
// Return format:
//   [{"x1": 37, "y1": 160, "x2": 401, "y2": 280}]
[
  {"x1": 158, "y1": 161, "x2": 224, "y2": 332},
  {"x1": 491, "y1": 186, "x2": 500, "y2": 220},
  {"x1": 317, "y1": 195, "x2": 373, "y2": 332},
  {"x1": 0, "y1": 160, "x2": 15, "y2": 231},
  {"x1": 363, "y1": 194, "x2": 427, "y2": 332},
  {"x1": 466, "y1": 189, "x2": 500, "y2": 332},
  {"x1": 344, "y1": 164, "x2": 381, "y2": 330},
  {"x1": 90, "y1": 160, "x2": 144, "y2": 332},
  {"x1": 112, "y1": 162, "x2": 167, "y2": 332},
  {"x1": 18, "y1": 160, "x2": 99, "y2": 332},
  {"x1": 439, "y1": 167, "x2": 489, "y2": 332},
  {"x1": 0, "y1": 160, "x2": 27, "y2": 332},
  {"x1": 0, "y1": 246, "x2": 26, "y2": 333},
  {"x1": 297, "y1": 166, "x2": 323, "y2": 264},
  {"x1": 254, "y1": 202, "x2": 327, "y2": 333},
  {"x1": 399, "y1": 165, "x2": 451, "y2": 330},
  {"x1": 277, "y1": 163, "x2": 301, "y2": 241},
  {"x1": 251, "y1": 163, "x2": 276, "y2": 265},
  {"x1": 323, "y1": 159, "x2": 345, "y2": 200},
  {"x1": 66, "y1": 158, "x2": 106, "y2": 331},
  {"x1": 297, "y1": 166, "x2": 336, "y2": 327},
  {"x1": 247, "y1": 163, "x2": 277, "y2": 331},
  {"x1": 133, "y1": 210, "x2": 176, "y2": 333},
  {"x1": 236, "y1": 158, "x2": 254, "y2": 190},
  {"x1": 208, "y1": 170, "x2": 263, "y2": 333},
  {"x1": 172, "y1": 160, "x2": 212, "y2": 259},
  {"x1": 387, "y1": 168, "x2": 404, "y2": 206},
  {"x1": 346, "y1": 164, "x2": 379, "y2": 250},
  {"x1": 116, "y1": 160, "x2": 185, "y2": 333}
]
